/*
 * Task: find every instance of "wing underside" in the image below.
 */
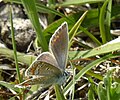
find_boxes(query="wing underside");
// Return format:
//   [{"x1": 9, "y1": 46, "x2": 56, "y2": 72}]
[{"x1": 49, "y1": 22, "x2": 69, "y2": 70}]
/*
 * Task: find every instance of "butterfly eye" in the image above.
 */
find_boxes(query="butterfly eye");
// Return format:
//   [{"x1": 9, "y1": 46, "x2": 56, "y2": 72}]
[{"x1": 64, "y1": 71, "x2": 70, "y2": 78}]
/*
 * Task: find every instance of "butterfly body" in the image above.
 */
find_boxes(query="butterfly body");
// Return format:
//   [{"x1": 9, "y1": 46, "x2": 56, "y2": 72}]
[{"x1": 21, "y1": 22, "x2": 69, "y2": 87}]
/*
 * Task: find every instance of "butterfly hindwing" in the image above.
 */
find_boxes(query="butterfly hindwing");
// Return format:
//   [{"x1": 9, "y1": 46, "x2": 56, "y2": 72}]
[
  {"x1": 25, "y1": 60, "x2": 62, "y2": 77},
  {"x1": 20, "y1": 75, "x2": 60, "y2": 87},
  {"x1": 23, "y1": 61, "x2": 63, "y2": 86},
  {"x1": 49, "y1": 22, "x2": 69, "y2": 70},
  {"x1": 21, "y1": 76, "x2": 57, "y2": 86},
  {"x1": 36, "y1": 52, "x2": 59, "y2": 68}
]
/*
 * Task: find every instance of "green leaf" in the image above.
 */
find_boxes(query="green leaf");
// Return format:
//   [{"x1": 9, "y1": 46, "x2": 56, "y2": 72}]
[
  {"x1": 111, "y1": 83, "x2": 120, "y2": 99},
  {"x1": 59, "y1": 0, "x2": 105, "y2": 6}
]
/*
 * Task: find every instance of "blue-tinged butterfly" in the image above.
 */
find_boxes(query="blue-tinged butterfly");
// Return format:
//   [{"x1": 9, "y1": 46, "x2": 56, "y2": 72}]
[{"x1": 20, "y1": 22, "x2": 69, "y2": 88}]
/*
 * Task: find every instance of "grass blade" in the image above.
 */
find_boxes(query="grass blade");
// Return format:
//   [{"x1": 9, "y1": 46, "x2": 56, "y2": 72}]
[
  {"x1": 0, "y1": 48, "x2": 36, "y2": 66},
  {"x1": 69, "y1": 37, "x2": 120, "y2": 59},
  {"x1": 99, "y1": 0, "x2": 109, "y2": 44},
  {"x1": 105, "y1": 0, "x2": 112, "y2": 41},
  {"x1": 58, "y1": 0, "x2": 105, "y2": 6},
  {"x1": 69, "y1": 11, "x2": 88, "y2": 43},
  {"x1": 79, "y1": 26, "x2": 102, "y2": 46},
  {"x1": 21, "y1": 0, "x2": 48, "y2": 51},
  {"x1": 0, "y1": 81, "x2": 20, "y2": 92},
  {"x1": 10, "y1": 6, "x2": 21, "y2": 83},
  {"x1": 54, "y1": 84, "x2": 65, "y2": 100}
]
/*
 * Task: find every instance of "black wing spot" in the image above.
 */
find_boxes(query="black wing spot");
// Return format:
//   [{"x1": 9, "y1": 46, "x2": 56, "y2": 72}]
[{"x1": 46, "y1": 67, "x2": 50, "y2": 70}]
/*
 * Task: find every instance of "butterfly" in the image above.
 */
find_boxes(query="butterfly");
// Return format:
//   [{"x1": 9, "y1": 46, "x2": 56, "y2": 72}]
[{"x1": 20, "y1": 22, "x2": 69, "y2": 88}]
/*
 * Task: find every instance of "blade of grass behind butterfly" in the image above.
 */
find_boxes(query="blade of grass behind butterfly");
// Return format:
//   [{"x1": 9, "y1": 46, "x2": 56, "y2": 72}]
[
  {"x1": 63, "y1": 53, "x2": 120, "y2": 95},
  {"x1": 10, "y1": 5, "x2": 21, "y2": 83},
  {"x1": 21, "y1": 0, "x2": 48, "y2": 51},
  {"x1": 69, "y1": 11, "x2": 88, "y2": 47},
  {"x1": 10, "y1": 4, "x2": 24, "y2": 99}
]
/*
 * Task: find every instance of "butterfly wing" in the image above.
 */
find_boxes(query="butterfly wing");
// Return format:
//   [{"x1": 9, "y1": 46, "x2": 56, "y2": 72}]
[
  {"x1": 36, "y1": 52, "x2": 59, "y2": 68},
  {"x1": 23, "y1": 61, "x2": 63, "y2": 86},
  {"x1": 25, "y1": 61, "x2": 62, "y2": 77},
  {"x1": 20, "y1": 75, "x2": 59, "y2": 87},
  {"x1": 49, "y1": 22, "x2": 69, "y2": 70},
  {"x1": 20, "y1": 75, "x2": 60, "y2": 87},
  {"x1": 25, "y1": 52, "x2": 61, "y2": 76},
  {"x1": 22, "y1": 22, "x2": 69, "y2": 86}
]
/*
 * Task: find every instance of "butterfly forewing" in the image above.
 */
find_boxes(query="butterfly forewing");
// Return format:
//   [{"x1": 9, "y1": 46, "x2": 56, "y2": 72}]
[{"x1": 49, "y1": 22, "x2": 69, "y2": 70}]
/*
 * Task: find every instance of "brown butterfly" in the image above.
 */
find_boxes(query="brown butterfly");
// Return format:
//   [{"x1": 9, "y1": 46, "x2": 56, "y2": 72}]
[{"x1": 21, "y1": 22, "x2": 69, "y2": 88}]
